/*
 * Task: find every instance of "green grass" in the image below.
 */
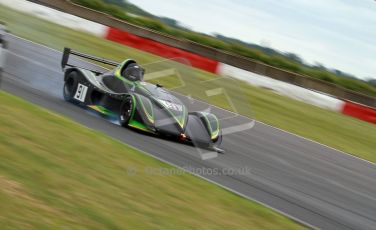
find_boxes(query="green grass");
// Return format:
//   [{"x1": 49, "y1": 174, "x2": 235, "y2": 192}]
[
  {"x1": 0, "y1": 4, "x2": 375, "y2": 162},
  {"x1": 0, "y1": 91, "x2": 305, "y2": 229}
]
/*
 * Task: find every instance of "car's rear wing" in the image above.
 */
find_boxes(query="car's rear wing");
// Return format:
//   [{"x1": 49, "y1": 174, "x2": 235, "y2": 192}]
[{"x1": 61, "y1": 47, "x2": 120, "y2": 74}]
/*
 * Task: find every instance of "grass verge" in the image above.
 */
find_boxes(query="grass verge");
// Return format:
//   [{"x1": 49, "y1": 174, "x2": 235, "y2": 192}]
[
  {"x1": 0, "y1": 91, "x2": 305, "y2": 229},
  {"x1": 0, "y1": 4, "x2": 375, "y2": 162}
]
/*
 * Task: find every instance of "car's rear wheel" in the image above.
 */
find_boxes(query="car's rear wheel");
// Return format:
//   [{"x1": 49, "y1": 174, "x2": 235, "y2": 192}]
[
  {"x1": 63, "y1": 72, "x2": 77, "y2": 102},
  {"x1": 119, "y1": 95, "x2": 134, "y2": 127}
]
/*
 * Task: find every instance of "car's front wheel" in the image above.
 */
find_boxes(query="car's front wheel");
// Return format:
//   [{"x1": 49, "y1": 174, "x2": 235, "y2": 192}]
[
  {"x1": 119, "y1": 95, "x2": 134, "y2": 127},
  {"x1": 211, "y1": 130, "x2": 224, "y2": 153},
  {"x1": 212, "y1": 130, "x2": 222, "y2": 147}
]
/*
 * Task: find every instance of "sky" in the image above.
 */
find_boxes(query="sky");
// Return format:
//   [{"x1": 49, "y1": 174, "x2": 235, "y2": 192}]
[{"x1": 128, "y1": 0, "x2": 376, "y2": 80}]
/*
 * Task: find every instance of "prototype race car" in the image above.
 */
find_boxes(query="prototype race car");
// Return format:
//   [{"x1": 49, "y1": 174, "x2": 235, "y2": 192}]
[{"x1": 61, "y1": 48, "x2": 223, "y2": 153}]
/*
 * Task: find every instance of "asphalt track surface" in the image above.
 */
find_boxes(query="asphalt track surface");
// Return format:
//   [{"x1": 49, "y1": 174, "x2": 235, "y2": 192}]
[{"x1": 2, "y1": 35, "x2": 376, "y2": 230}]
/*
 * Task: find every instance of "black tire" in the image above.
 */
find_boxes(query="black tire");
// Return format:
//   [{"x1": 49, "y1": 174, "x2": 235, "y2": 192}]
[
  {"x1": 119, "y1": 95, "x2": 134, "y2": 127},
  {"x1": 63, "y1": 72, "x2": 78, "y2": 103},
  {"x1": 212, "y1": 130, "x2": 222, "y2": 148}
]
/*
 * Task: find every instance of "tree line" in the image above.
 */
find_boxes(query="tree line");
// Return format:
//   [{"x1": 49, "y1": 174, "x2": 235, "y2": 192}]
[{"x1": 72, "y1": 0, "x2": 376, "y2": 97}]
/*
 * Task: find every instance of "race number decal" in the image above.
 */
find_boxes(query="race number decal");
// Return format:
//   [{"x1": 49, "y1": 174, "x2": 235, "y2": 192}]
[{"x1": 74, "y1": 83, "x2": 88, "y2": 102}]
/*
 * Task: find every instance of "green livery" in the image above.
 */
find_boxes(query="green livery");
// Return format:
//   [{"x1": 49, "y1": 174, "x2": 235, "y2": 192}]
[{"x1": 61, "y1": 48, "x2": 223, "y2": 153}]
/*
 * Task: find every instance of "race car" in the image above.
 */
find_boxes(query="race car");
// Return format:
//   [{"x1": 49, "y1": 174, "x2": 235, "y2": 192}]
[{"x1": 61, "y1": 48, "x2": 223, "y2": 153}]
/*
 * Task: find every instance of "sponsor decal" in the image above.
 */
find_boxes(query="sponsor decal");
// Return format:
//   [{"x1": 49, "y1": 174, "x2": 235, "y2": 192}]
[
  {"x1": 158, "y1": 99, "x2": 183, "y2": 112},
  {"x1": 74, "y1": 83, "x2": 88, "y2": 102}
]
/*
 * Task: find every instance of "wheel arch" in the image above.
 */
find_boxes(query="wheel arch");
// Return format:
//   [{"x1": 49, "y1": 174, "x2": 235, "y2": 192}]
[
  {"x1": 189, "y1": 112, "x2": 220, "y2": 140},
  {"x1": 64, "y1": 67, "x2": 92, "y2": 82}
]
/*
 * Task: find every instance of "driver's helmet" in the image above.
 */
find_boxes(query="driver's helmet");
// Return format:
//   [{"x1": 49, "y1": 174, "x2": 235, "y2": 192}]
[{"x1": 121, "y1": 61, "x2": 145, "y2": 82}]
